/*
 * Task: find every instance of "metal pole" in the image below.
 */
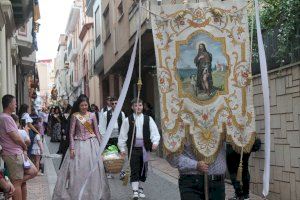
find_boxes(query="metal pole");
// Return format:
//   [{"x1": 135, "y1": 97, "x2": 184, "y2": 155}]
[
  {"x1": 138, "y1": 0, "x2": 142, "y2": 82},
  {"x1": 204, "y1": 173, "x2": 209, "y2": 200}
]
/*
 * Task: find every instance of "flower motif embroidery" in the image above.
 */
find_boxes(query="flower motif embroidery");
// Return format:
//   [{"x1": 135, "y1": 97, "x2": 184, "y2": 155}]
[{"x1": 202, "y1": 113, "x2": 208, "y2": 121}]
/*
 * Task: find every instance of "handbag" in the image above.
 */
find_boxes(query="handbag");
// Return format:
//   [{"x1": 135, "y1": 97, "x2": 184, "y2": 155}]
[{"x1": 22, "y1": 154, "x2": 31, "y2": 169}]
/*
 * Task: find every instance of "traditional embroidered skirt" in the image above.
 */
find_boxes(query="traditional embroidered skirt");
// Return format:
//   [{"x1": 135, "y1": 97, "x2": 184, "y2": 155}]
[{"x1": 52, "y1": 137, "x2": 110, "y2": 200}]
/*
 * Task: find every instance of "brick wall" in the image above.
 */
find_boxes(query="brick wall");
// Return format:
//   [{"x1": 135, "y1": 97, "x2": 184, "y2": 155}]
[{"x1": 250, "y1": 62, "x2": 300, "y2": 200}]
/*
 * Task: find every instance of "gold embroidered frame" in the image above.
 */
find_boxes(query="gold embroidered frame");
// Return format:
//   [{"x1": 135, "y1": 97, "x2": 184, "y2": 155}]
[{"x1": 151, "y1": 1, "x2": 256, "y2": 163}]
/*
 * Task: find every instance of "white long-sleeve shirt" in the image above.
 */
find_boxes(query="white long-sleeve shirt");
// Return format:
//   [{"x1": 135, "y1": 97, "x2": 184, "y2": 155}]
[
  {"x1": 99, "y1": 110, "x2": 125, "y2": 137},
  {"x1": 98, "y1": 106, "x2": 112, "y2": 131},
  {"x1": 118, "y1": 113, "x2": 161, "y2": 152}
]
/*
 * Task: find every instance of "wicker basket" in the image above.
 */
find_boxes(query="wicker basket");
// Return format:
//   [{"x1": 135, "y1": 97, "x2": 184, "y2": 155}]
[{"x1": 103, "y1": 158, "x2": 124, "y2": 173}]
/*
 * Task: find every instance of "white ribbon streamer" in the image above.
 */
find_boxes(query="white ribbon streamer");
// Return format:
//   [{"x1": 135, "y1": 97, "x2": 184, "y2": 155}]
[
  {"x1": 254, "y1": 0, "x2": 270, "y2": 197},
  {"x1": 78, "y1": 32, "x2": 139, "y2": 200}
]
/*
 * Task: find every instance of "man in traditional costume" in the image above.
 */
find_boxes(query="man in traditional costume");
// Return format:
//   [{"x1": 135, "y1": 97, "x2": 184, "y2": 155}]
[
  {"x1": 167, "y1": 139, "x2": 226, "y2": 200},
  {"x1": 118, "y1": 98, "x2": 161, "y2": 200},
  {"x1": 98, "y1": 96, "x2": 112, "y2": 128},
  {"x1": 100, "y1": 97, "x2": 125, "y2": 179}
]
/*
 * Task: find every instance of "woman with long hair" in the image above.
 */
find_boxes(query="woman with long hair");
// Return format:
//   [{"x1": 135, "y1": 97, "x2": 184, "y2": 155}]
[
  {"x1": 50, "y1": 106, "x2": 63, "y2": 142},
  {"x1": 52, "y1": 95, "x2": 110, "y2": 200}
]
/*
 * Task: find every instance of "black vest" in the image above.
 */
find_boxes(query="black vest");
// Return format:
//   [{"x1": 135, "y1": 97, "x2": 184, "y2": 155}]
[
  {"x1": 103, "y1": 106, "x2": 109, "y2": 112},
  {"x1": 106, "y1": 110, "x2": 123, "y2": 132},
  {"x1": 127, "y1": 114, "x2": 152, "y2": 152}
]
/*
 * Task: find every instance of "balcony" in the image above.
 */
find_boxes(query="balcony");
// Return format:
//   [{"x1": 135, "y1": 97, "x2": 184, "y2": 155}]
[
  {"x1": 0, "y1": 0, "x2": 15, "y2": 37},
  {"x1": 11, "y1": 0, "x2": 33, "y2": 28},
  {"x1": 79, "y1": 22, "x2": 93, "y2": 41},
  {"x1": 16, "y1": 18, "x2": 34, "y2": 57},
  {"x1": 0, "y1": 5, "x2": 4, "y2": 28},
  {"x1": 69, "y1": 47, "x2": 79, "y2": 62},
  {"x1": 21, "y1": 51, "x2": 36, "y2": 75},
  {"x1": 66, "y1": 7, "x2": 80, "y2": 34}
]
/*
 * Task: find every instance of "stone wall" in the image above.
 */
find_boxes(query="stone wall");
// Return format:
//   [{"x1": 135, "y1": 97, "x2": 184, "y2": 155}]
[{"x1": 250, "y1": 62, "x2": 300, "y2": 200}]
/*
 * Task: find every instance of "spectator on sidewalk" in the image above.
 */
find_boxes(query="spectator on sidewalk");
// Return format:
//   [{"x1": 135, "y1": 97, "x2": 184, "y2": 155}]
[
  {"x1": 18, "y1": 104, "x2": 40, "y2": 157},
  {"x1": 31, "y1": 128, "x2": 44, "y2": 176},
  {"x1": 0, "y1": 95, "x2": 38, "y2": 200},
  {"x1": 36, "y1": 117, "x2": 45, "y2": 142},
  {"x1": 0, "y1": 171, "x2": 15, "y2": 199},
  {"x1": 118, "y1": 98, "x2": 161, "y2": 200},
  {"x1": 11, "y1": 114, "x2": 31, "y2": 147},
  {"x1": 166, "y1": 122, "x2": 226, "y2": 200},
  {"x1": 38, "y1": 107, "x2": 49, "y2": 136}
]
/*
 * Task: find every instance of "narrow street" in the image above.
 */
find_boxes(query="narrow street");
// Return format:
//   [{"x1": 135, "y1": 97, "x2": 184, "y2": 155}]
[
  {"x1": 1, "y1": 0, "x2": 298, "y2": 199},
  {"x1": 27, "y1": 136, "x2": 264, "y2": 200},
  {"x1": 45, "y1": 136, "x2": 181, "y2": 200}
]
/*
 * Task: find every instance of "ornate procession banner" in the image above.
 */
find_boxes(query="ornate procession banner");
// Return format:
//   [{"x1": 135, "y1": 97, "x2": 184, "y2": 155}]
[{"x1": 151, "y1": 1, "x2": 256, "y2": 163}]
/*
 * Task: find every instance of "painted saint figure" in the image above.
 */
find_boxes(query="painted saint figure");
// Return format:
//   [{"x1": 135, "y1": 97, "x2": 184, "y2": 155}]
[{"x1": 194, "y1": 43, "x2": 213, "y2": 96}]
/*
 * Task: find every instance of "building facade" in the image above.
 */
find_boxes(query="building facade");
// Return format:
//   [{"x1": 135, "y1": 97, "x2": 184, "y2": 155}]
[
  {"x1": 0, "y1": 0, "x2": 39, "y2": 111},
  {"x1": 36, "y1": 59, "x2": 55, "y2": 108},
  {"x1": 55, "y1": 0, "x2": 102, "y2": 107}
]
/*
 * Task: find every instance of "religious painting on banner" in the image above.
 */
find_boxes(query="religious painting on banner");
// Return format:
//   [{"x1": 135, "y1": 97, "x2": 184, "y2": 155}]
[{"x1": 151, "y1": 1, "x2": 256, "y2": 163}]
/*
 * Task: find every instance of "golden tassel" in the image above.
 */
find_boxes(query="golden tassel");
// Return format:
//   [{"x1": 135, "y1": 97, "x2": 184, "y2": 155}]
[
  {"x1": 122, "y1": 168, "x2": 130, "y2": 186},
  {"x1": 236, "y1": 147, "x2": 244, "y2": 185}
]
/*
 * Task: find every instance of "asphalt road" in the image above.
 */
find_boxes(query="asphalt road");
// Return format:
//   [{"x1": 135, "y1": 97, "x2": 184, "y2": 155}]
[{"x1": 45, "y1": 136, "x2": 180, "y2": 200}]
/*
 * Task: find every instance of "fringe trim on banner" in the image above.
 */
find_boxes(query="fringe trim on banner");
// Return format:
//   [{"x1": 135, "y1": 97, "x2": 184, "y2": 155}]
[
  {"x1": 226, "y1": 132, "x2": 256, "y2": 154},
  {"x1": 122, "y1": 168, "x2": 130, "y2": 186},
  {"x1": 191, "y1": 124, "x2": 226, "y2": 164},
  {"x1": 164, "y1": 123, "x2": 227, "y2": 164}
]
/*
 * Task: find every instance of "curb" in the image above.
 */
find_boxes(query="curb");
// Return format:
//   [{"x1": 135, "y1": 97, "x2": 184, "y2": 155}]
[{"x1": 43, "y1": 137, "x2": 57, "y2": 198}]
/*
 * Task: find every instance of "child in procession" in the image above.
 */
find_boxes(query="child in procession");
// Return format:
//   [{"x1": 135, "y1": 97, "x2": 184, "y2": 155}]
[{"x1": 118, "y1": 98, "x2": 161, "y2": 200}]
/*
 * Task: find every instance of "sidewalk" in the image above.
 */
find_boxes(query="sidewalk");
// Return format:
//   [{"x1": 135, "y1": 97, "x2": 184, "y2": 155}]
[
  {"x1": 150, "y1": 154, "x2": 264, "y2": 200},
  {"x1": 27, "y1": 137, "x2": 57, "y2": 200},
  {"x1": 27, "y1": 175, "x2": 50, "y2": 200}
]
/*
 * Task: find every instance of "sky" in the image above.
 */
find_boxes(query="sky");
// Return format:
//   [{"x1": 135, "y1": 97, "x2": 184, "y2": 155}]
[{"x1": 36, "y1": 0, "x2": 74, "y2": 60}]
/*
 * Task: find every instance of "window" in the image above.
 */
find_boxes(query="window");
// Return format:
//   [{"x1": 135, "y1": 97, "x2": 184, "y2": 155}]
[
  {"x1": 103, "y1": 6, "x2": 110, "y2": 41},
  {"x1": 95, "y1": 6, "x2": 101, "y2": 47},
  {"x1": 118, "y1": 1, "x2": 124, "y2": 21}
]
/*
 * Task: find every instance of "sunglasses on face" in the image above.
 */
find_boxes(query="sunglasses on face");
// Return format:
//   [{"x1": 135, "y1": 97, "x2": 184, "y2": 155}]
[{"x1": 112, "y1": 102, "x2": 117, "y2": 105}]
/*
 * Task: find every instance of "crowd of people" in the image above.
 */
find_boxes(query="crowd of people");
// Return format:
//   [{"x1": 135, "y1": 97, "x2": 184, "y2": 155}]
[
  {"x1": 0, "y1": 93, "x2": 259, "y2": 200},
  {"x1": 0, "y1": 94, "x2": 159, "y2": 200}
]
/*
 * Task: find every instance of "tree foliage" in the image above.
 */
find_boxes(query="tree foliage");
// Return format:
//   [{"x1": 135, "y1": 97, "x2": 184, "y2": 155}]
[{"x1": 251, "y1": 0, "x2": 300, "y2": 72}]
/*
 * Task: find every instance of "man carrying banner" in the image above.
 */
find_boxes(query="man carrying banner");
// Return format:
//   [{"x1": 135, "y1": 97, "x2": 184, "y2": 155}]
[
  {"x1": 100, "y1": 97, "x2": 125, "y2": 179},
  {"x1": 118, "y1": 98, "x2": 161, "y2": 200},
  {"x1": 167, "y1": 140, "x2": 226, "y2": 200}
]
